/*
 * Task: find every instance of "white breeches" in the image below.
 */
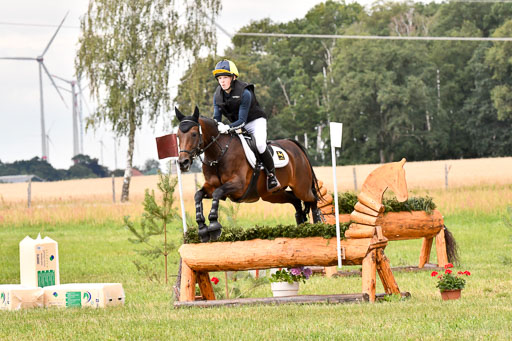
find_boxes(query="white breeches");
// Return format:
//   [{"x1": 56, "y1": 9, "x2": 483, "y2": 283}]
[{"x1": 245, "y1": 118, "x2": 267, "y2": 154}]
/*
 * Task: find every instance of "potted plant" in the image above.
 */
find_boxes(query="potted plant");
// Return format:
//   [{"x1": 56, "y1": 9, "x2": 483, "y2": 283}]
[
  {"x1": 431, "y1": 263, "x2": 471, "y2": 300},
  {"x1": 269, "y1": 267, "x2": 312, "y2": 297}
]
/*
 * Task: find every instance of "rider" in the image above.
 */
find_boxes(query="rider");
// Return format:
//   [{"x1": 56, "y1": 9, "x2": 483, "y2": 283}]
[{"x1": 212, "y1": 59, "x2": 281, "y2": 192}]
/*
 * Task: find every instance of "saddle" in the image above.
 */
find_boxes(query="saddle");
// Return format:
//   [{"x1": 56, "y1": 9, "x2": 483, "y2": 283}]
[{"x1": 237, "y1": 131, "x2": 289, "y2": 169}]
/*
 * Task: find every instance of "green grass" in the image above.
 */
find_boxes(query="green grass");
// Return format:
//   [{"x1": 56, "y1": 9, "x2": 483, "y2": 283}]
[{"x1": 1, "y1": 211, "x2": 512, "y2": 340}]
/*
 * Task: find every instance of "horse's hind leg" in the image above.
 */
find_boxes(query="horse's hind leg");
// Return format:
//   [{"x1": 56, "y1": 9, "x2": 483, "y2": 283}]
[
  {"x1": 310, "y1": 201, "x2": 322, "y2": 223},
  {"x1": 263, "y1": 190, "x2": 306, "y2": 225}
]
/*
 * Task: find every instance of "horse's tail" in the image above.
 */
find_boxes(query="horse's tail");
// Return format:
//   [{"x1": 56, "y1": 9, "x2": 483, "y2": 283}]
[
  {"x1": 444, "y1": 225, "x2": 459, "y2": 265},
  {"x1": 286, "y1": 138, "x2": 320, "y2": 202}
]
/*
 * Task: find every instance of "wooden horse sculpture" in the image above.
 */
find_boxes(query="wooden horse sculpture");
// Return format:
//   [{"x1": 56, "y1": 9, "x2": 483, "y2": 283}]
[{"x1": 175, "y1": 107, "x2": 322, "y2": 242}]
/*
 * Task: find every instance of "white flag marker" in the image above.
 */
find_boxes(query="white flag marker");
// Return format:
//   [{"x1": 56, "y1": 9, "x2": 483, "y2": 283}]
[{"x1": 329, "y1": 122, "x2": 343, "y2": 268}]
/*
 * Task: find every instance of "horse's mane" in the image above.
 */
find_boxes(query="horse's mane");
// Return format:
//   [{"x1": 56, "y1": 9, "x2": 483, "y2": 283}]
[{"x1": 199, "y1": 116, "x2": 217, "y2": 126}]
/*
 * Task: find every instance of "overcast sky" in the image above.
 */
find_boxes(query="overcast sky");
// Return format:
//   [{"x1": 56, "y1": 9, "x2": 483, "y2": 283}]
[{"x1": 0, "y1": 0, "x2": 372, "y2": 171}]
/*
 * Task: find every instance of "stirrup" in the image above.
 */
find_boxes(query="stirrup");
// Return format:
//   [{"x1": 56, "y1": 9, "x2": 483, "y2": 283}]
[{"x1": 267, "y1": 174, "x2": 281, "y2": 192}]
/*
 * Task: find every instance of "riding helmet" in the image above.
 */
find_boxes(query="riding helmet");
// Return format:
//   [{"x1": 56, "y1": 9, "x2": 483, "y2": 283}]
[{"x1": 212, "y1": 59, "x2": 239, "y2": 78}]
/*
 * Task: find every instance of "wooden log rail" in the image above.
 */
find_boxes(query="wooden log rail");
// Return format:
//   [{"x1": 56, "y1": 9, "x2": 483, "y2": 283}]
[
  {"x1": 315, "y1": 159, "x2": 449, "y2": 269},
  {"x1": 178, "y1": 227, "x2": 401, "y2": 304}
]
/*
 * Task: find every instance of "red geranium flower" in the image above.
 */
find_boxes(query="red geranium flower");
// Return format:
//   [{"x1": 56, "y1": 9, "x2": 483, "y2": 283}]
[
  {"x1": 431, "y1": 271, "x2": 438, "y2": 277},
  {"x1": 445, "y1": 269, "x2": 452, "y2": 274},
  {"x1": 211, "y1": 277, "x2": 219, "y2": 285},
  {"x1": 464, "y1": 271, "x2": 471, "y2": 276},
  {"x1": 444, "y1": 263, "x2": 454, "y2": 269}
]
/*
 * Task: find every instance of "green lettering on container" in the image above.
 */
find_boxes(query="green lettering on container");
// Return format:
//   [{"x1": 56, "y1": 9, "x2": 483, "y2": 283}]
[
  {"x1": 66, "y1": 292, "x2": 82, "y2": 307},
  {"x1": 37, "y1": 270, "x2": 55, "y2": 287}
]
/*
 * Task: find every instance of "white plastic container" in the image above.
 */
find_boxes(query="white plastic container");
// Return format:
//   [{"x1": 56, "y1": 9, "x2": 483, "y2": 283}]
[
  {"x1": 19, "y1": 234, "x2": 60, "y2": 288},
  {"x1": 43, "y1": 283, "x2": 125, "y2": 308},
  {"x1": 0, "y1": 285, "x2": 44, "y2": 311},
  {"x1": 270, "y1": 281, "x2": 299, "y2": 297}
]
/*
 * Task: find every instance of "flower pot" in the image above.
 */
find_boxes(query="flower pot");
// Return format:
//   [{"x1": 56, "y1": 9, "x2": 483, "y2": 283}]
[
  {"x1": 440, "y1": 289, "x2": 462, "y2": 301},
  {"x1": 271, "y1": 281, "x2": 299, "y2": 297}
]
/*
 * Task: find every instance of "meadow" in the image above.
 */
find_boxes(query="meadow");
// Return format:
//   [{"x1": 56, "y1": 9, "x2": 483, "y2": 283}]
[{"x1": 1, "y1": 157, "x2": 511, "y2": 340}]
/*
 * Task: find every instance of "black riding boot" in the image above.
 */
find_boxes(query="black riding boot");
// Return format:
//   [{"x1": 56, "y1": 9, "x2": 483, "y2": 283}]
[{"x1": 259, "y1": 147, "x2": 281, "y2": 192}]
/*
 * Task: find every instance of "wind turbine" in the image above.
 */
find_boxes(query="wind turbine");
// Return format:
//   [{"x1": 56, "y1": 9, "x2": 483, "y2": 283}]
[
  {"x1": 0, "y1": 12, "x2": 69, "y2": 161},
  {"x1": 53, "y1": 74, "x2": 87, "y2": 157}
]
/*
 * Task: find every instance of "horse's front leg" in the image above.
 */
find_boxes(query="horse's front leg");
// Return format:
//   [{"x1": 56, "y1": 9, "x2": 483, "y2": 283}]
[
  {"x1": 194, "y1": 188, "x2": 210, "y2": 242},
  {"x1": 207, "y1": 182, "x2": 240, "y2": 241}
]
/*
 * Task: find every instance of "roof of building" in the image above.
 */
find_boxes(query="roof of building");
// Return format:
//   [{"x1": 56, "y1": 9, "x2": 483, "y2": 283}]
[{"x1": 0, "y1": 175, "x2": 44, "y2": 183}]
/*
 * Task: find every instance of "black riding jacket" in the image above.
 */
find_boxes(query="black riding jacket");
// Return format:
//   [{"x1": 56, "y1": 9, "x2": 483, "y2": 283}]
[{"x1": 213, "y1": 80, "x2": 266, "y2": 126}]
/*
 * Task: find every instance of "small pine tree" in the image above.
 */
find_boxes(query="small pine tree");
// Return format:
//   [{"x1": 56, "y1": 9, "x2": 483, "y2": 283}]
[{"x1": 124, "y1": 171, "x2": 178, "y2": 284}]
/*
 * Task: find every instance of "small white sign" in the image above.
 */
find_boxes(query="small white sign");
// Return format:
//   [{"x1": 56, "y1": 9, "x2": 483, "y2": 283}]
[{"x1": 330, "y1": 122, "x2": 343, "y2": 148}]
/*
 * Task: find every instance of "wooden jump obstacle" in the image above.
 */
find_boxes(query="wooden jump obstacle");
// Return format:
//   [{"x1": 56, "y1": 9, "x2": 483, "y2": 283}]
[
  {"x1": 176, "y1": 159, "x2": 412, "y2": 307},
  {"x1": 316, "y1": 158, "x2": 449, "y2": 275}
]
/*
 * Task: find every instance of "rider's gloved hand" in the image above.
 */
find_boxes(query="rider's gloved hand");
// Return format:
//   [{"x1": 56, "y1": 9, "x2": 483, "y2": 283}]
[{"x1": 217, "y1": 122, "x2": 231, "y2": 134}]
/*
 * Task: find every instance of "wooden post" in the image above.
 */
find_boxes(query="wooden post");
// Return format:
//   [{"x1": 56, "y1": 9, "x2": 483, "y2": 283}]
[
  {"x1": 444, "y1": 164, "x2": 451, "y2": 190},
  {"x1": 376, "y1": 248, "x2": 400, "y2": 295},
  {"x1": 419, "y1": 237, "x2": 434, "y2": 268},
  {"x1": 353, "y1": 167, "x2": 358, "y2": 191},
  {"x1": 196, "y1": 271, "x2": 215, "y2": 300},
  {"x1": 362, "y1": 249, "x2": 377, "y2": 303},
  {"x1": 179, "y1": 261, "x2": 197, "y2": 302},
  {"x1": 224, "y1": 272, "x2": 229, "y2": 299},
  {"x1": 27, "y1": 178, "x2": 32, "y2": 208},
  {"x1": 324, "y1": 266, "x2": 338, "y2": 278},
  {"x1": 435, "y1": 229, "x2": 448, "y2": 267},
  {"x1": 112, "y1": 174, "x2": 116, "y2": 203}
]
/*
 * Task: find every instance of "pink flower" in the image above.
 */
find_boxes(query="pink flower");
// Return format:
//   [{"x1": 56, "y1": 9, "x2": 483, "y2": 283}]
[
  {"x1": 303, "y1": 267, "x2": 313, "y2": 279},
  {"x1": 211, "y1": 277, "x2": 219, "y2": 285},
  {"x1": 445, "y1": 269, "x2": 452, "y2": 274},
  {"x1": 290, "y1": 268, "x2": 302, "y2": 276},
  {"x1": 431, "y1": 271, "x2": 438, "y2": 277}
]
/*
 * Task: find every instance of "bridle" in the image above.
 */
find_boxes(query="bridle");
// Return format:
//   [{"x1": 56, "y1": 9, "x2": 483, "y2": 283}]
[{"x1": 179, "y1": 119, "x2": 234, "y2": 167}]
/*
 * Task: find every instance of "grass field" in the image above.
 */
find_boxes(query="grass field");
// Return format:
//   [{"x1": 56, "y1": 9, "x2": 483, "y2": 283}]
[{"x1": 1, "y1": 157, "x2": 512, "y2": 339}]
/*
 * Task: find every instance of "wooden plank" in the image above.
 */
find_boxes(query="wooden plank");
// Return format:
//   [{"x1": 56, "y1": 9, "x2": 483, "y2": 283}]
[
  {"x1": 174, "y1": 293, "x2": 369, "y2": 308},
  {"x1": 196, "y1": 271, "x2": 215, "y2": 301},
  {"x1": 179, "y1": 261, "x2": 196, "y2": 302},
  {"x1": 317, "y1": 194, "x2": 333, "y2": 208},
  {"x1": 345, "y1": 224, "x2": 375, "y2": 239},
  {"x1": 435, "y1": 228, "x2": 448, "y2": 267},
  {"x1": 377, "y1": 210, "x2": 444, "y2": 241},
  {"x1": 350, "y1": 211, "x2": 378, "y2": 226},
  {"x1": 357, "y1": 192, "x2": 384, "y2": 213},
  {"x1": 328, "y1": 264, "x2": 442, "y2": 278},
  {"x1": 362, "y1": 249, "x2": 377, "y2": 303},
  {"x1": 376, "y1": 248, "x2": 400, "y2": 295},
  {"x1": 179, "y1": 237, "x2": 372, "y2": 272},
  {"x1": 419, "y1": 237, "x2": 434, "y2": 268},
  {"x1": 354, "y1": 202, "x2": 379, "y2": 217}
]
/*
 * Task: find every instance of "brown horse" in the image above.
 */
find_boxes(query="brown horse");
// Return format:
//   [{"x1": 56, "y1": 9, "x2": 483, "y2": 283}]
[{"x1": 175, "y1": 106, "x2": 322, "y2": 242}]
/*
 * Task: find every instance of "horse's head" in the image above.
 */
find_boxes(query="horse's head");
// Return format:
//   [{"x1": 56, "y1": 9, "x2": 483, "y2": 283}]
[
  {"x1": 389, "y1": 158, "x2": 408, "y2": 202},
  {"x1": 175, "y1": 106, "x2": 202, "y2": 172}
]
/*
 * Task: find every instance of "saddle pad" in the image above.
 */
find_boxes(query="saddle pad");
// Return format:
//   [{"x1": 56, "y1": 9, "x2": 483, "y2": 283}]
[{"x1": 238, "y1": 134, "x2": 289, "y2": 169}]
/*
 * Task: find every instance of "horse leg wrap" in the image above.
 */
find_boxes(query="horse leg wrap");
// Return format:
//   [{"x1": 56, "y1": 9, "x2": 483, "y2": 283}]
[
  {"x1": 207, "y1": 199, "x2": 222, "y2": 241},
  {"x1": 198, "y1": 223, "x2": 209, "y2": 243},
  {"x1": 207, "y1": 221, "x2": 222, "y2": 241},
  {"x1": 194, "y1": 190, "x2": 209, "y2": 242},
  {"x1": 295, "y1": 212, "x2": 305, "y2": 225}
]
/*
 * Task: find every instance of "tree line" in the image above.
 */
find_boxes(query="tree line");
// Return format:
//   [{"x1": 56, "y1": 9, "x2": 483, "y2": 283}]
[
  {"x1": 175, "y1": 1, "x2": 512, "y2": 165},
  {"x1": 0, "y1": 155, "x2": 160, "y2": 182}
]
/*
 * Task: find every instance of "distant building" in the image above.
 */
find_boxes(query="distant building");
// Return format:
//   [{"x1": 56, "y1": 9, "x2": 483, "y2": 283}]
[
  {"x1": 131, "y1": 168, "x2": 143, "y2": 177},
  {"x1": 0, "y1": 175, "x2": 44, "y2": 183}
]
